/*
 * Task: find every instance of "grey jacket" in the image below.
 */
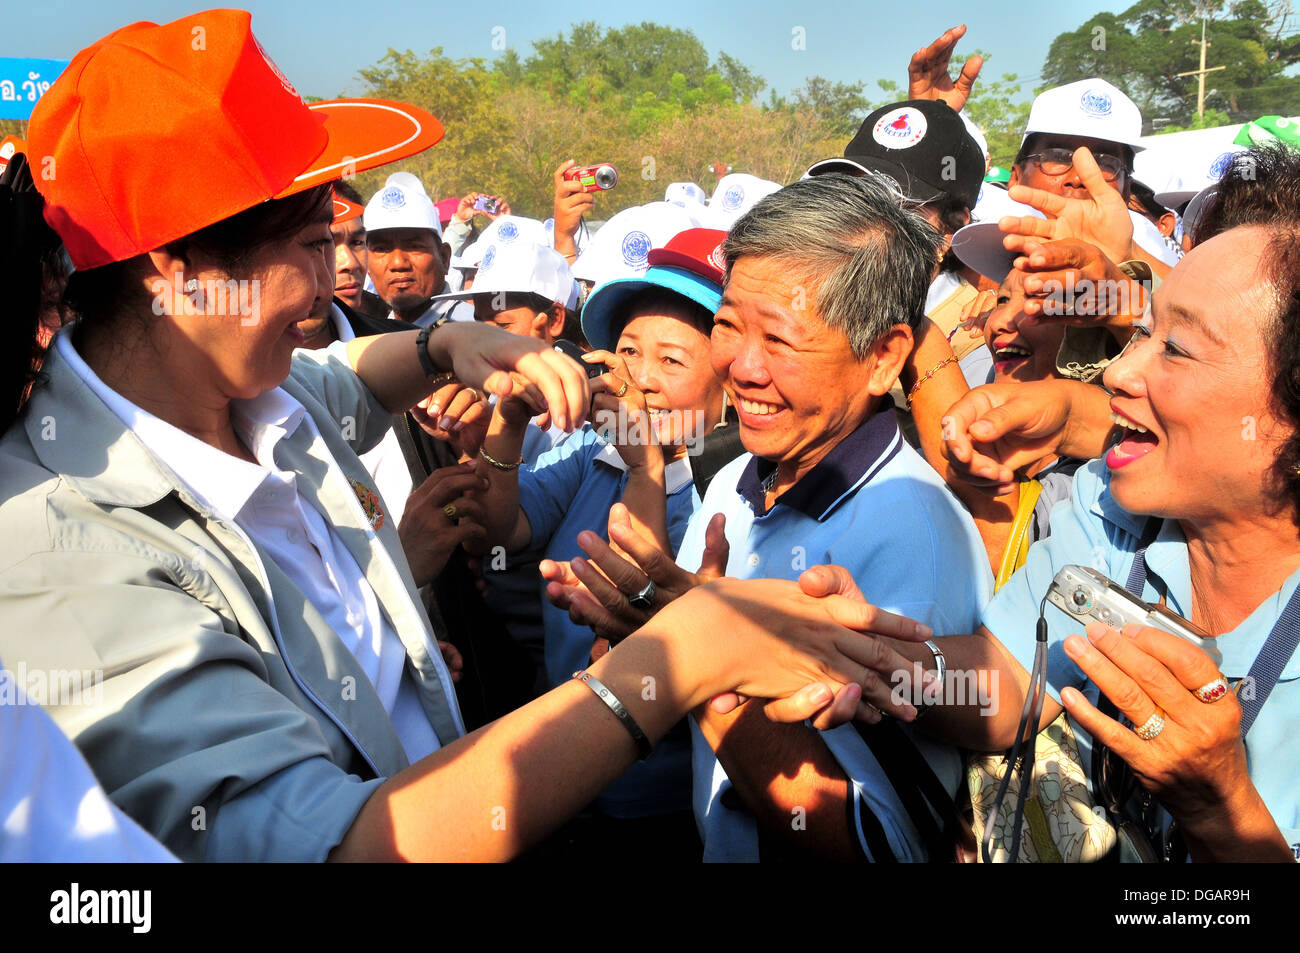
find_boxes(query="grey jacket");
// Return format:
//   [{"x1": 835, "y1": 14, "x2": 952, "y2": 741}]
[{"x1": 0, "y1": 341, "x2": 463, "y2": 861}]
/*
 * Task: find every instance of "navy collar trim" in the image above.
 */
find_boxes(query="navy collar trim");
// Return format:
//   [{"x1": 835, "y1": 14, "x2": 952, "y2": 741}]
[{"x1": 736, "y1": 409, "x2": 903, "y2": 520}]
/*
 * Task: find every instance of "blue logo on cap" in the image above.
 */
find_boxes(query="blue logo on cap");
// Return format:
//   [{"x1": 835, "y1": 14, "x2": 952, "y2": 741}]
[
  {"x1": 621, "y1": 231, "x2": 652, "y2": 270},
  {"x1": 498, "y1": 221, "x2": 520, "y2": 243},
  {"x1": 1079, "y1": 89, "x2": 1113, "y2": 118},
  {"x1": 721, "y1": 185, "x2": 746, "y2": 211},
  {"x1": 544, "y1": 218, "x2": 555, "y2": 231},
  {"x1": 482, "y1": 245, "x2": 497, "y2": 270},
  {"x1": 379, "y1": 187, "x2": 406, "y2": 210},
  {"x1": 1210, "y1": 151, "x2": 1236, "y2": 178}
]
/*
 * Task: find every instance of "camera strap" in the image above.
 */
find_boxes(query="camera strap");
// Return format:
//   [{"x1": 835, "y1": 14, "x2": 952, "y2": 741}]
[{"x1": 1125, "y1": 518, "x2": 1300, "y2": 736}]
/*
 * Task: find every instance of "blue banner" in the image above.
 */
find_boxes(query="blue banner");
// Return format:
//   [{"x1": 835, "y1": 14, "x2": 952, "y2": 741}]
[{"x1": 0, "y1": 58, "x2": 69, "y2": 121}]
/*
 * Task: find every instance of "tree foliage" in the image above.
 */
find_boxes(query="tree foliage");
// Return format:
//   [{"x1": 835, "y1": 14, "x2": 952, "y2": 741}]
[
  {"x1": 1041, "y1": 0, "x2": 1300, "y2": 131},
  {"x1": 340, "y1": 14, "x2": 1296, "y2": 217}
]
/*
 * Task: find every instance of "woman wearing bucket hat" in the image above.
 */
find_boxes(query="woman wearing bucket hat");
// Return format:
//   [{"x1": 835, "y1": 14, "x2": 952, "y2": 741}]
[{"x1": 0, "y1": 11, "x2": 921, "y2": 862}]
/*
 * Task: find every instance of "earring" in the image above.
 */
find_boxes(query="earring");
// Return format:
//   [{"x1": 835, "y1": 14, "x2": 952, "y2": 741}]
[{"x1": 183, "y1": 277, "x2": 205, "y2": 312}]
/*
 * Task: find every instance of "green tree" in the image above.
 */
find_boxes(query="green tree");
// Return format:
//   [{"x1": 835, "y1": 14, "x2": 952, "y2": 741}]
[
  {"x1": 787, "y1": 76, "x2": 872, "y2": 137},
  {"x1": 1041, "y1": 0, "x2": 1300, "y2": 130}
]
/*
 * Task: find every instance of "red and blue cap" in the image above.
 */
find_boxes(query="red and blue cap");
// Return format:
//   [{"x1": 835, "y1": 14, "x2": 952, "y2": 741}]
[{"x1": 580, "y1": 227, "x2": 727, "y2": 352}]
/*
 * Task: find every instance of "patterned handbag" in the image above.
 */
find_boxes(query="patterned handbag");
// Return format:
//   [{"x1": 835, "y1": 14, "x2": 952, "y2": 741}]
[{"x1": 963, "y1": 479, "x2": 1119, "y2": 862}]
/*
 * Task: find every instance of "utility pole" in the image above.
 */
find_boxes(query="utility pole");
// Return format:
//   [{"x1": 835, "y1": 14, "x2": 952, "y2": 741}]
[{"x1": 1177, "y1": 17, "x2": 1227, "y2": 118}]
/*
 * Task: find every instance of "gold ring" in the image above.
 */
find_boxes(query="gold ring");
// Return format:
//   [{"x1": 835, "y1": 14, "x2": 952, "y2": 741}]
[
  {"x1": 1133, "y1": 709, "x2": 1165, "y2": 741},
  {"x1": 615, "y1": 380, "x2": 629, "y2": 398},
  {"x1": 1193, "y1": 677, "x2": 1229, "y2": 703},
  {"x1": 443, "y1": 503, "x2": 459, "y2": 521}
]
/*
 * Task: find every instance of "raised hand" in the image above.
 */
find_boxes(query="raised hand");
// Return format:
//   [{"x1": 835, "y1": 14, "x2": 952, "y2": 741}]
[
  {"x1": 541, "y1": 504, "x2": 729, "y2": 642},
  {"x1": 907, "y1": 25, "x2": 983, "y2": 113},
  {"x1": 429, "y1": 322, "x2": 591, "y2": 432},
  {"x1": 941, "y1": 378, "x2": 1116, "y2": 493},
  {"x1": 1013, "y1": 238, "x2": 1144, "y2": 331},
  {"x1": 409, "y1": 379, "x2": 492, "y2": 459},
  {"x1": 1002, "y1": 147, "x2": 1133, "y2": 264},
  {"x1": 397, "y1": 462, "x2": 490, "y2": 586}
]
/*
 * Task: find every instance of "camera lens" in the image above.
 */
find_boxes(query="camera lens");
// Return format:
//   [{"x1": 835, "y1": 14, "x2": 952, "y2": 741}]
[{"x1": 1070, "y1": 588, "x2": 1091, "y2": 609}]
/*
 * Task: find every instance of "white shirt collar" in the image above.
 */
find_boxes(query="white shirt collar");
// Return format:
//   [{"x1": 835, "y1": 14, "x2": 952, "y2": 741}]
[
  {"x1": 593, "y1": 441, "x2": 695, "y2": 496},
  {"x1": 54, "y1": 327, "x2": 308, "y2": 522},
  {"x1": 329, "y1": 302, "x2": 356, "y2": 343}
]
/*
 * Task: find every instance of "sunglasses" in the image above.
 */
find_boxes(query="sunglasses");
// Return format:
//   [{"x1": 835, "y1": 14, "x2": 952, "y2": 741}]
[{"x1": 1024, "y1": 147, "x2": 1127, "y2": 183}]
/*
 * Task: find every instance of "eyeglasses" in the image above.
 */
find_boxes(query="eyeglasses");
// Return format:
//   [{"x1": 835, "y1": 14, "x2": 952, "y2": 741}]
[{"x1": 1024, "y1": 147, "x2": 1127, "y2": 183}]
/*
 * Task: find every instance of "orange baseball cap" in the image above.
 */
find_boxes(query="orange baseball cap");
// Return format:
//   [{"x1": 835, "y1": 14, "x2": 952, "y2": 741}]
[
  {"x1": 332, "y1": 189, "x2": 364, "y2": 225},
  {"x1": 28, "y1": 9, "x2": 442, "y2": 269}
]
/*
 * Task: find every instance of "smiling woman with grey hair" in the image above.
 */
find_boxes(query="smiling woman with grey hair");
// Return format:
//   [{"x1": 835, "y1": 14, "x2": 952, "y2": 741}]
[{"x1": 544, "y1": 172, "x2": 996, "y2": 861}]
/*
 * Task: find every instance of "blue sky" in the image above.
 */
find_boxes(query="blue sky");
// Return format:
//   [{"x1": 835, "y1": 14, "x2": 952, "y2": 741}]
[{"x1": 5, "y1": 1, "x2": 1125, "y2": 102}]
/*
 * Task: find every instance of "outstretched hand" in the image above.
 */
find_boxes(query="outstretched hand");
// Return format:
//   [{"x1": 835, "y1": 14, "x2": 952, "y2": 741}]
[
  {"x1": 1002, "y1": 148, "x2": 1133, "y2": 265},
  {"x1": 541, "y1": 504, "x2": 729, "y2": 642},
  {"x1": 907, "y1": 24, "x2": 983, "y2": 113},
  {"x1": 705, "y1": 564, "x2": 936, "y2": 728},
  {"x1": 431, "y1": 322, "x2": 592, "y2": 433},
  {"x1": 940, "y1": 378, "x2": 1115, "y2": 493}
]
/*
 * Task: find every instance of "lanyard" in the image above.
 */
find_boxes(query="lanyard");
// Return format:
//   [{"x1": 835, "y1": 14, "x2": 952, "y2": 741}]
[{"x1": 1125, "y1": 519, "x2": 1300, "y2": 737}]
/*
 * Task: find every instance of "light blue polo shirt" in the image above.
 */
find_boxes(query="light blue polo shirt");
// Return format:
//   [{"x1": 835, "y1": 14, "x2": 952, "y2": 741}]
[
  {"x1": 984, "y1": 458, "x2": 1300, "y2": 857},
  {"x1": 678, "y1": 409, "x2": 993, "y2": 860},
  {"x1": 518, "y1": 426, "x2": 701, "y2": 818}
]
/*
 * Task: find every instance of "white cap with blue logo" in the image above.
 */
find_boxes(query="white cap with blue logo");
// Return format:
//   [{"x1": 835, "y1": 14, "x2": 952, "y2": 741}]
[
  {"x1": 456, "y1": 215, "x2": 548, "y2": 269},
  {"x1": 1145, "y1": 143, "x2": 1248, "y2": 210},
  {"x1": 363, "y1": 171, "x2": 443, "y2": 235},
  {"x1": 571, "y1": 201, "x2": 700, "y2": 288},
  {"x1": 433, "y1": 239, "x2": 578, "y2": 310},
  {"x1": 1023, "y1": 78, "x2": 1145, "y2": 152},
  {"x1": 665, "y1": 181, "x2": 708, "y2": 208},
  {"x1": 704, "y1": 173, "x2": 782, "y2": 229}
]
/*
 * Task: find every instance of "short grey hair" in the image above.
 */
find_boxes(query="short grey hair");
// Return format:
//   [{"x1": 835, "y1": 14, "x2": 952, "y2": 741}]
[{"x1": 721, "y1": 173, "x2": 942, "y2": 358}]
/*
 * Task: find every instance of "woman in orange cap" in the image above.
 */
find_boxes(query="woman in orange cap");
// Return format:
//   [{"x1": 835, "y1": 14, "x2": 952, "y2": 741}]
[{"x1": 0, "y1": 10, "x2": 919, "y2": 861}]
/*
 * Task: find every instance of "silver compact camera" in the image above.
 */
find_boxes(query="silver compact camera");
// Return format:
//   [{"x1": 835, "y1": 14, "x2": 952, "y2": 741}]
[{"x1": 1046, "y1": 565, "x2": 1222, "y2": 667}]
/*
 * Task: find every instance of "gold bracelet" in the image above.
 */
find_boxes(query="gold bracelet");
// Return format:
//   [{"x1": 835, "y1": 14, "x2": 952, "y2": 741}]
[
  {"x1": 907, "y1": 355, "x2": 958, "y2": 403},
  {"x1": 479, "y1": 446, "x2": 523, "y2": 471}
]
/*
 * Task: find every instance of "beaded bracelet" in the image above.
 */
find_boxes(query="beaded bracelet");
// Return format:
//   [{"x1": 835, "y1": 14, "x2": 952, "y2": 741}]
[
  {"x1": 907, "y1": 355, "x2": 958, "y2": 403},
  {"x1": 479, "y1": 446, "x2": 523, "y2": 471}
]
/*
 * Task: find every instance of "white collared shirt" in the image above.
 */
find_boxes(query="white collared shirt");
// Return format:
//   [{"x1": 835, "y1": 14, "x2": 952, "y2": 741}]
[
  {"x1": 396, "y1": 297, "x2": 460, "y2": 329},
  {"x1": 54, "y1": 329, "x2": 445, "y2": 763},
  {"x1": 327, "y1": 304, "x2": 413, "y2": 525}
]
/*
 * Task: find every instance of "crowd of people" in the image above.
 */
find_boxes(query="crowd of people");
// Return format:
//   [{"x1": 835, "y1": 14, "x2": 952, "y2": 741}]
[{"x1": 1, "y1": 12, "x2": 1297, "y2": 864}]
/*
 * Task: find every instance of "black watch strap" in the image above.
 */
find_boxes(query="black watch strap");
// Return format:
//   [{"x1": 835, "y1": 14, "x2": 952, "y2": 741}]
[{"x1": 415, "y1": 321, "x2": 444, "y2": 377}]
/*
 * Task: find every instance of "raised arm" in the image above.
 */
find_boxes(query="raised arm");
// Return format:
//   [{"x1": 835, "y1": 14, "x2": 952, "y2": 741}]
[
  {"x1": 475, "y1": 391, "x2": 539, "y2": 555},
  {"x1": 344, "y1": 321, "x2": 589, "y2": 430},
  {"x1": 901, "y1": 318, "x2": 1018, "y2": 570},
  {"x1": 941, "y1": 377, "x2": 1117, "y2": 493}
]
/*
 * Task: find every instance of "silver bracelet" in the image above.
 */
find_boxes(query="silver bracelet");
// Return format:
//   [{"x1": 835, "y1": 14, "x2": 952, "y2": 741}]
[
  {"x1": 572, "y1": 670, "x2": 652, "y2": 760},
  {"x1": 914, "y1": 639, "x2": 946, "y2": 718}
]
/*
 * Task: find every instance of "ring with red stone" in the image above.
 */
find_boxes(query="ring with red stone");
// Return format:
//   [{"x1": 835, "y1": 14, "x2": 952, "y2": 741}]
[{"x1": 1193, "y1": 677, "x2": 1230, "y2": 704}]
